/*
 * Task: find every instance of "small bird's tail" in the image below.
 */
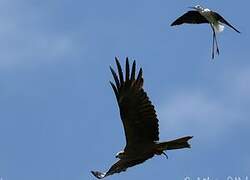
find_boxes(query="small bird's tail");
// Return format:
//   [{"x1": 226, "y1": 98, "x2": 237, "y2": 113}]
[{"x1": 156, "y1": 136, "x2": 193, "y2": 152}]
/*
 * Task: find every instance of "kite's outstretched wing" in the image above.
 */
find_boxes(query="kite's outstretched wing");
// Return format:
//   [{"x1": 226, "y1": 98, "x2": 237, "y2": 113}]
[
  {"x1": 171, "y1": 11, "x2": 208, "y2": 26},
  {"x1": 110, "y1": 58, "x2": 159, "y2": 151},
  {"x1": 212, "y1": 12, "x2": 241, "y2": 33},
  {"x1": 91, "y1": 158, "x2": 148, "y2": 179}
]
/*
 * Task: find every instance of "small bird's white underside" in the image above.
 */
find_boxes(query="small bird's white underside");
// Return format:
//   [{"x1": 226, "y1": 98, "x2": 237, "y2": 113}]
[
  {"x1": 199, "y1": 10, "x2": 225, "y2": 33},
  {"x1": 213, "y1": 23, "x2": 225, "y2": 33}
]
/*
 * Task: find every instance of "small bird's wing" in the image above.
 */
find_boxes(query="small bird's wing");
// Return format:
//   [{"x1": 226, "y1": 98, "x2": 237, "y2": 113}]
[
  {"x1": 171, "y1": 11, "x2": 208, "y2": 26},
  {"x1": 110, "y1": 58, "x2": 159, "y2": 151},
  {"x1": 212, "y1": 12, "x2": 240, "y2": 33},
  {"x1": 91, "y1": 158, "x2": 149, "y2": 179}
]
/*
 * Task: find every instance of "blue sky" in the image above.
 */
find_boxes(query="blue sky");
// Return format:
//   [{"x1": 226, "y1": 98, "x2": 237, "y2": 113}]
[{"x1": 0, "y1": 1, "x2": 249, "y2": 180}]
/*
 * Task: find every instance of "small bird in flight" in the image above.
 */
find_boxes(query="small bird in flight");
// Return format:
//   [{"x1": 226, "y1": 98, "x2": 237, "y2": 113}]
[
  {"x1": 91, "y1": 57, "x2": 192, "y2": 179},
  {"x1": 171, "y1": 5, "x2": 240, "y2": 59}
]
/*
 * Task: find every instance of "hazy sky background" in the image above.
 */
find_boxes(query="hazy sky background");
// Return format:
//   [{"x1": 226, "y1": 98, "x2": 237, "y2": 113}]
[{"x1": 0, "y1": 0, "x2": 249, "y2": 180}]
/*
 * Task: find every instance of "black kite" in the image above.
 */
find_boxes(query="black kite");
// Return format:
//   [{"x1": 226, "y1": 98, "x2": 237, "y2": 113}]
[{"x1": 91, "y1": 58, "x2": 192, "y2": 179}]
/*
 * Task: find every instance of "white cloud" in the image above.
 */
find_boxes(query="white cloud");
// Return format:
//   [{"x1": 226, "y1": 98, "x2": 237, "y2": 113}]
[
  {"x1": 158, "y1": 91, "x2": 240, "y2": 141},
  {"x1": 158, "y1": 62, "x2": 250, "y2": 142},
  {"x1": 0, "y1": 2, "x2": 84, "y2": 69},
  {"x1": 225, "y1": 67, "x2": 250, "y2": 98},
  {"x1": 0, "y1": 21, "x2": 80, "y2": 68}
]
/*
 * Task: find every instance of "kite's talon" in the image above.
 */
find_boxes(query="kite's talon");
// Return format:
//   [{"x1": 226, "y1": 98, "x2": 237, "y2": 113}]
[{"x1": 162, "y1": 152, "x2": 168, "y2": 159}]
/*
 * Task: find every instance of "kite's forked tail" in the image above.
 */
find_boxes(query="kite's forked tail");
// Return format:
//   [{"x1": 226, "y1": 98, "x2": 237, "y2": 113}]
[{"x1": 156, "y1": 136, "x2": 193, "y2": 154}]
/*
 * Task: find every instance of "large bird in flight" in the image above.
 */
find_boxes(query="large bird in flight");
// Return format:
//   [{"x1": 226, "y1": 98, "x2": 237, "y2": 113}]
[
  {"x1": 91, "y1": 58, "x2": 193, "y2": 179},
  {"x1": 171, "y1": 5, "x2": 240, "y2": 59}
]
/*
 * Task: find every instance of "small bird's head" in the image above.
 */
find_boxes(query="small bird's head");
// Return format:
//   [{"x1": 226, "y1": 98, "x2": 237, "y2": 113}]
[
  {"x1": 115, "y1": 150, "x2": 125, "y2": 159},
  {"x1": 189, "y1": 5, "x2": 204, "y2": 11}
]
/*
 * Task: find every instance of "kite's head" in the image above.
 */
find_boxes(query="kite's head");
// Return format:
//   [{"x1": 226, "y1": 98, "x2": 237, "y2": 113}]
[
  {"x1": 115, "y1": 150, "x2": 125, "y2": 159},
  {"x1": 189, "y1": 5, "x2": 204, "y2": 11}
]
